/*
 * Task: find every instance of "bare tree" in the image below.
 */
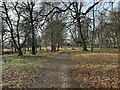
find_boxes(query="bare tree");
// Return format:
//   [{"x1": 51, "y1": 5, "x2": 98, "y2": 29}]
[
  {"x1": 2, "y1": 2, "x2": 30, "y2": 56},
  {"x1": 20, "y1": 2, "x2": 44, "y2": 55},
  {"x1": 44, "y1": 19, "x2": 65, "y2": 52},
  {"x1": 44, "y1": 1, "x2": 100, "y2": 51}
]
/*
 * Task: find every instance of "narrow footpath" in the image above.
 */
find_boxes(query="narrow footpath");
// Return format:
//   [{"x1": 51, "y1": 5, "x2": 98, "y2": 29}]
[{"x1": 30, "y1": 50, "x2": 79, "y2": 88}]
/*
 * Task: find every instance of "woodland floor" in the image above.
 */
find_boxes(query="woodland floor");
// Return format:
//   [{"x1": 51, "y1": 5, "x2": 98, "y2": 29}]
[{"x1": 2, "y1": 47, "x2": 120, "y2": 89}]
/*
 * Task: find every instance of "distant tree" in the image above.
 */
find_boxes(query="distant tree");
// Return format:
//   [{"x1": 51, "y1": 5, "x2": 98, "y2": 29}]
[
  {"x1": 109, "y1": 9, "x2": 120, "y2": 48},
  {"x1": 45, "y1": 19, "x2": 65, "y2": 52}
]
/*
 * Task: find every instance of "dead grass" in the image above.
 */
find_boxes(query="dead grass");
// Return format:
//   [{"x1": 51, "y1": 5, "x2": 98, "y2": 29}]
[
  {"x1": 70, "y1": 48, "x2": 119, "y2": 88},
  {"x1": 2, "y1": 47, "x2": 119, "y2": 88}
]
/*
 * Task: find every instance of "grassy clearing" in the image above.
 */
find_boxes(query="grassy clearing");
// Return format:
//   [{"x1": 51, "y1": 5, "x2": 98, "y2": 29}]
[
  {"x1": 2, "y1": 47, "x2": 119, "y2": 88},
  {"x1": 2, "y1": 50, "x2": 59, "y2": 88},
  {"x1": 70, "y1": 48, "x2": 119, "y2": 88}
]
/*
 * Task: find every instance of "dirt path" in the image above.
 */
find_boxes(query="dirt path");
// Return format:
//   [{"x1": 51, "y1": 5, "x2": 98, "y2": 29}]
[{"x1": 30, "y1": 50, "x2": 79, "y2": 88}]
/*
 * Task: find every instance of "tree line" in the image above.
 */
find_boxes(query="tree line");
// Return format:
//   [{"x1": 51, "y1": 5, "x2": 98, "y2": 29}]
[{"x1": 0, "y1": 1, "x2": 119, "y2": 56}]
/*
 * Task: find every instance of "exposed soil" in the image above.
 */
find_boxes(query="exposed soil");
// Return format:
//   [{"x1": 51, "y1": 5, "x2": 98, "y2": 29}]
[{"x1": 30, "y1": 51, "x2": 79, "y2": 88}]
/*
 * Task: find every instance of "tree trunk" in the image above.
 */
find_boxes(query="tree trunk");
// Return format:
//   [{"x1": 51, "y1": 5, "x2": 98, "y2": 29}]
[
  {"x1": 2, "y1": 39, "x2": 4, "y2": 55},
  {"x1": 91, "y1": 1, "x2": 95, "y2": 52},
  {"x1": 39, "y1": 46, "x2": 41, "y2": 51},
  {"x1": 77, "y1": 16, "x2": 88, "y2": 51},
  {"x1": 51, "y1": 45, "x2": 56, "y2": 52},
  {"x1": 57, "y1": 43, "x2": 60, "y2": 51},
  {"x1": 45, "y1": 45, "x2": 47, "y2": 51},
  {"x1": 32, "y1": 46, "x2": 35, "y2": 54},
  {"x1": 31, "y1": 29, "x2": 35, "y2": 54},
  {"x1": 18, "y1": 48, "x2": 22, "y2": 56},
  {"x1": 36, "y1": 47, "x2": 37, "y2": 53},
  {"x1": 30, "y1": 4, "x2": 35, "y2": 55},
  {"x1": 11, "y1": 41, "x2": 13, "y2": 54},
  {"x1": 27, "y1": 47, "x2": 29, "y2": 51},
  {"x1": 2, "y1": 17, "x2": 4, "y2": 55},
  {"x1": 82, "y1": 38, "x2": 88, "y2": 51},
  {"x1": 15, "y1": 47, "x2": 17, "y2": 52},
  {"x1": 72, "y1": 43, "x2": 75, "y2": 50},
  {"x1": 51, "y1": 39, "x2": 56, "y2": 52},
  {"x1": 51, "y1": 30, "x2": 56, "y2": 52},
  {"x1": 24, "y1": 48, "x2": 26, "y2": 54},
  {"x1": 1, "y1": 35, "x2": 4, "y2": 55},
  {"x1": 100, "y1": 35, "x2": 102, "y2": 50}
]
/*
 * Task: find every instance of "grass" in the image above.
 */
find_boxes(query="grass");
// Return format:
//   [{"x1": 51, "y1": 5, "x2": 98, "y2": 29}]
[
  {"x1": 70, "y1": 48, "x2": 119, "y2": 88},
  {"x1": 2, "y1": 50, "x2": 59, "y2": 88},
  {"x1": 3, "y1": 50, "x2": 59, "y2": 67},
  {"x1": 2, "y1": 47, "x2": 119, "y2": 88}
]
